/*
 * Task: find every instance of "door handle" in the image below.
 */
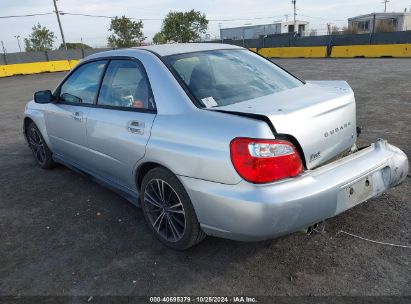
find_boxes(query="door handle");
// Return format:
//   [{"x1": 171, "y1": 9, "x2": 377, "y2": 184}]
[
  {"x1": 127, "y1": 120, "x2": 145, "y2": 135},
  {"x1": 72, "y1": 111, "x2": 83, "y2": 122}
]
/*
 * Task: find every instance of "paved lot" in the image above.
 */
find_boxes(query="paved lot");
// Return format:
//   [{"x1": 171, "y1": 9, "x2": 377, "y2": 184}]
[{"x1": 0, "y1": 59, "x2": 410, "y2": 296}]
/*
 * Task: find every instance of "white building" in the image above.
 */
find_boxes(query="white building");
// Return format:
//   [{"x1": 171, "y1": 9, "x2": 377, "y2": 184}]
[
  {"x1": 220, "y1": 20, "x2": 310, "y2": 40},
  {"x1": 348, "y1": 12, "x2": 411, "y2": 33}
]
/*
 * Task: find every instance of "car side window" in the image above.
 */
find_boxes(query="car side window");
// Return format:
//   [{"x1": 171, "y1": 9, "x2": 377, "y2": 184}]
[
  {"x1": 97, "y1": 60, "x2": 154, "y2": 110},
  {"x1": 59, "y1": 61, "x2": 107, "y2": 104}
]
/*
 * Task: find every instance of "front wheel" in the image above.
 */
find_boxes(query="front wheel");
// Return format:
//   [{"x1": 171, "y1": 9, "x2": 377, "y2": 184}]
[
  {"x1": 140, "y1": 167, "x2": 206, "y2": 250},
  {"x1": 27, "y1": 122, "x2": 54, "y2": 169}
]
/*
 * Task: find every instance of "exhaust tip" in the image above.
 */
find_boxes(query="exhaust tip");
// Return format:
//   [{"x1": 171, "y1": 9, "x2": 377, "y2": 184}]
[{"x1": 301, "y1": 222, "x2": 325, "y2": 235}]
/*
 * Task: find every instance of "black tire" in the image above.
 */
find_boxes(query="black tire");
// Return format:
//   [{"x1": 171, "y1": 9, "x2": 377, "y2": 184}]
[
  {"x1": 27, "y1": 122, "x2": 54, "y2": 169},
  {"x1": 140, "y1": 167, "x2": 206, "y2": 250}
]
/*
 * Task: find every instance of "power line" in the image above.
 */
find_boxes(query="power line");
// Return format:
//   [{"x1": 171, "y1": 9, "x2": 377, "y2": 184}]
[
  {"x1": 60, "y1": 12, "x2": 162, "y2": 21},
  {"x1": 298, "y1": 14, "x2": 345, "y2": 22},
  {"x1": 209, "y1": 15, "x2": 285, "y2": 21},
  {"x1": 0, "y1": 11, "x2": 346, "y2": 23},
  {"x1": 0, "y1": 12, "x2": 53, "y2": 19},
  {"x1": 61, "y1": 12, "x2": 286, "y2": 22}
]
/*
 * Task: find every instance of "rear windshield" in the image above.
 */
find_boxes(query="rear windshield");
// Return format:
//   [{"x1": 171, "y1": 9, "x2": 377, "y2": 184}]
[{"x1": 165, "y1": 49, "x2": 303, "y2": 108}]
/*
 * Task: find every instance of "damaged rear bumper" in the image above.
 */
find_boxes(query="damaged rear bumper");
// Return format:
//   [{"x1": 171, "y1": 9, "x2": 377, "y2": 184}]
[{"x1": 179, "y1": 140, "x2": 408, "y2": 241}]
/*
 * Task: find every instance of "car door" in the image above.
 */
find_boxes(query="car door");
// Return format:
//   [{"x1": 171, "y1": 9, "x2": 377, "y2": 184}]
[
  {"x1": 44, "y1": 60, "x2": 108, "y2": 167},
  {"x1": 86, "y1": 59, "x2": 156, "y2": 190}
]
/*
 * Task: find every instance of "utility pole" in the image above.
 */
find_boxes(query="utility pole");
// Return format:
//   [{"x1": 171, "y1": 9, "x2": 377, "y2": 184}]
[
  {"x1": 1, "y1": 40, "x2": 6, "y2": 54},
  {"x1": 14, "y1": 35, "x2": 21, "y2": 52},
  {"x1": 382, "y1": 0, "x2": 390, "y2": 12},
  {"x1": 1, "y1": 40, "x2": 7, "y2": 64},
  {"x1": 292, "y1": 0, "x2": 297, "y2": 34},
  {"x1": 218, "y1": 22, "x2": 223, "y2": 43},
  {"x1": 52, "y1": 0, "x2": 67, "y2": 50}
]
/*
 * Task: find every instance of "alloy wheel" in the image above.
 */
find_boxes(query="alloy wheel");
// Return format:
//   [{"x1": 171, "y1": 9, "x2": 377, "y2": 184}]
[
  {"x1": 28, "y1": 127, "x2": 46, "y2": 165},
  {"x1": 143, "y1": 179, "x2": 186, "y2": 242}
]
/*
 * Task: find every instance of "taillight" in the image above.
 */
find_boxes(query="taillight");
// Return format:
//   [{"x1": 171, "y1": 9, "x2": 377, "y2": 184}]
[{"x1": 230, "y1": 138, "x2": 303, "y2": 183}]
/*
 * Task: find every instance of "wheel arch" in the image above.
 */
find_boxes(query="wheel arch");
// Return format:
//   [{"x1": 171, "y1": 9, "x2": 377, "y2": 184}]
[
  {"x1": 23, "y1": 117, "x2": 34, "y2": 141},
  {"x1": 135, "y1": 161, "x2": 168, "y2": 191},
  {"x1": 23, "y1": 106, "x2": 53, "y2": 150},
  {"x1": 136, "y1": 161, "x2": 206, "y2": 249}
]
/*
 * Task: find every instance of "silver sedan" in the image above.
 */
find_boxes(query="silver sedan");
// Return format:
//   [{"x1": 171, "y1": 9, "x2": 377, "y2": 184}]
[{"x1": 23, "y1": 44, "x2": 408, "y2": 249}]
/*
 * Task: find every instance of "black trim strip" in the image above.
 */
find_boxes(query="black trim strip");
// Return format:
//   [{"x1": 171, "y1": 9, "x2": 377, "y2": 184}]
[
  {"x1": 53, "y1": 101, "x2": 157, "y2": 114},
  {"x1": 214, "y1": 109, "x2": 278, "y2": 134},
  {"x1": 213, "y1": 109, "x2": 307, "y2": 169},
  {"x1": 275, "y1": 133, "x2": 307, "y2": 169},
  {"x1": 140, "y1": 48, "x2": 204, "y2": 108},
  {"x1": 94, "y1": 58, "x2": 110, "y2": 104}
]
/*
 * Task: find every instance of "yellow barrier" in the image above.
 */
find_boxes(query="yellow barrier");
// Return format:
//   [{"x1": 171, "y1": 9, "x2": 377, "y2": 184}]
[
  {"x1": 1, "y1": 44, "x2": 410, "y2": 78},
  {"x1": 331, "y1": 44, "x2": 411, "y2": 58},
  {"x1": 0, "y1": 59, "x2": 79, "y2": 78},
  {"x1": 258, "y1": 46, "x2": 327, "y2": 58},
  {"x1": 248, "y1": 48, "x2": 257, "y2": 53}
]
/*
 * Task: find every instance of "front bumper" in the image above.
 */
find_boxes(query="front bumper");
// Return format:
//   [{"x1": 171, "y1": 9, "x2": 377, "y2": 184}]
[{"x1": 179, "y1": 140, "x2": 408, "y2": 241}]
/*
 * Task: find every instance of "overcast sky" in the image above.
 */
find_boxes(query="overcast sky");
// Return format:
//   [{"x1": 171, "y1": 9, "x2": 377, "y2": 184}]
[{"x1": 1, "y1": 0, "x2": 410, "y2": 52}]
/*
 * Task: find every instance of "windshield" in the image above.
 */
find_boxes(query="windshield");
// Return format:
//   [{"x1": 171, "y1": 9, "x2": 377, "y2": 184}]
[{"x1": 166, "y1": 49, "x2": 303, "y2": 108}]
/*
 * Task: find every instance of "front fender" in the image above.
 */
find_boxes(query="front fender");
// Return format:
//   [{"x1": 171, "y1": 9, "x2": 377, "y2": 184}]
[{"x1": 24, "y1": 101, "x2": 53, "y2": 150}]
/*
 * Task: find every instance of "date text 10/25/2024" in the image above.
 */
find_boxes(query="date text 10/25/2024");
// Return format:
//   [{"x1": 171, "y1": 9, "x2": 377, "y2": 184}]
[{"x1": 149, "y1": 296, "x2": 258, "y2": 303}]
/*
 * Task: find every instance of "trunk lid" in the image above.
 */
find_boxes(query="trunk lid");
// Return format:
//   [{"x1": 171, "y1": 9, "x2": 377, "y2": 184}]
[{"x1": 215, "y1": 81, "x2": 357, "y2": 169}]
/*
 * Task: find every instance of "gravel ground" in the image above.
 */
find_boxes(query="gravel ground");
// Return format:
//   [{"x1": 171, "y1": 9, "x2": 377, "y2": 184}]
[{"x1": 0, "y1": 59, "x2": 410, "y2": 296}]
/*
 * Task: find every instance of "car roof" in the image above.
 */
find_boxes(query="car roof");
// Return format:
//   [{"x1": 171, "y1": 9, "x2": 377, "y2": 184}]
[
  {"x1": 84, "y1": 43, "x2": 245, "y2": 63},
  {"x1": 136, "y1": 43, "x2": 244, "y2": 57}
]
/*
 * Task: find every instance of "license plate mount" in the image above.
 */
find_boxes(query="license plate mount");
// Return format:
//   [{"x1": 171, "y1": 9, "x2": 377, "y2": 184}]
[
  {"x1": 336, "y1": 172, "x2": 381, "y2": 214},
  {"x1": 344, "y1": 175, "x2": 373, "y2": 208}
]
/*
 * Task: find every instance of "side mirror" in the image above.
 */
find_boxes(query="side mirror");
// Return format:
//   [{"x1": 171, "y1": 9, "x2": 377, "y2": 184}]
[{"x1": 34, "y1": 90, "x2": 54, "y2": 104}]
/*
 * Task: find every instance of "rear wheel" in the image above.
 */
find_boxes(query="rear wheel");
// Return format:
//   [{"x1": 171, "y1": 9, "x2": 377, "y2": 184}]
[
  {"x1": 140, "y1": 167, "x2": 206, "y2": 250},
  {"x1": 27, "y1": 122, "x2": 54, "y2": 169}
]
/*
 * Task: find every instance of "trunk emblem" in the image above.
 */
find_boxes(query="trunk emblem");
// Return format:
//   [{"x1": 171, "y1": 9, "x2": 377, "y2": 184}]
[
  {"x1": 324, "y1": 122, "x2": 351, "y2": 138},
  {"x1": 310, "y1": 151, "x2": 321, "y2": 162}
]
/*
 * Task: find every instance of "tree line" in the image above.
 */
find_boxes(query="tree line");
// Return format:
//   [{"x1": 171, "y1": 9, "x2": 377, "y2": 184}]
[{"x1": 24, "y1": 9, "x2": 208, "y2": 52}]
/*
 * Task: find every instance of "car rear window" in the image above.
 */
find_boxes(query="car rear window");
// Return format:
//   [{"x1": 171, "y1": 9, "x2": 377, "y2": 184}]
[{"x1": 165, "y1": 49, "x2": 303, "y2": 108}]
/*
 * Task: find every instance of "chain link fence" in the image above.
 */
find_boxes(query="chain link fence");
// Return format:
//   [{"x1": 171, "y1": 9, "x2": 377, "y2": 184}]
[
  {"x1": 0, "y1": 48, "x2": 112, "y2": 65},
  {"x1": 1, "y1": 30, "x2": 411, "y2": 65},
  {"x1": 211, "y1": 30, "x2": 411, "y2": 51}
]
